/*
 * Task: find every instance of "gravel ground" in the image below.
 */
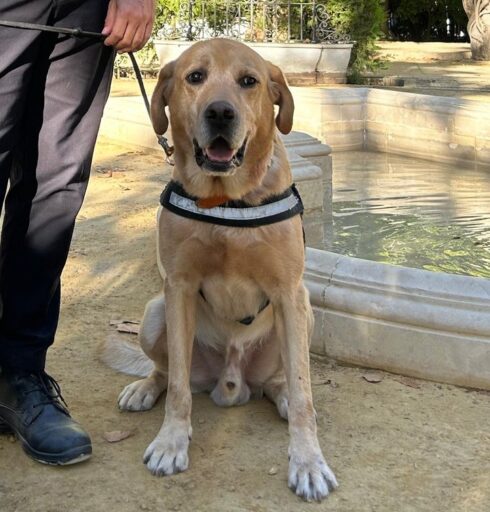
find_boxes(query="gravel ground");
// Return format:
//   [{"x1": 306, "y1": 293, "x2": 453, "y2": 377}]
[{"x1": 0, "y1": 139, "x2": 489, "y2": 512}]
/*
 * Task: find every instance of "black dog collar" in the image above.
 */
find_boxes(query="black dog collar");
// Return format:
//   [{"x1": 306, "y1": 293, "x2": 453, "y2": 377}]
[{"x1": 160, "y1": 181, "x2": 304, "y2": 228}]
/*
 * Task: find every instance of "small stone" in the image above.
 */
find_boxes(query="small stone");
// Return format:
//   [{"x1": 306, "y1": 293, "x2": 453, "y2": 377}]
[
  {"x1": 8, "y1": 436, "x2": 16, "y2": 443},
  {"x1": 198, "y1": 418, "x2": 205, "y2": 425},
  {"x1": 268, "y1": 467, "x2": 278, "y2": 476}
]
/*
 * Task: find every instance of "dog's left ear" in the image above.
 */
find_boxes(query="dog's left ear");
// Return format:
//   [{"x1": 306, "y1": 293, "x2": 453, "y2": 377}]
[
  {"x1": 151, "y1": 60, "x2": 176, "y2": 135},
  {"x1": 267, "y1": 61, "x2": 294, "y2": 134}
]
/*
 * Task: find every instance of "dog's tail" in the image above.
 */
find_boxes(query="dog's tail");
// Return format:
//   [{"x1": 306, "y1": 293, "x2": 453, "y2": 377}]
[{"x1": 100, "y1": 335, "x2": 154, "y2": 377}]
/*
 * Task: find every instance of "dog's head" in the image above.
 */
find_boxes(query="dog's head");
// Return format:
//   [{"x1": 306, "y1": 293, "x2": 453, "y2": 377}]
[{"x1": 151, "y1": 39, "x2": 294, "y2": 198}]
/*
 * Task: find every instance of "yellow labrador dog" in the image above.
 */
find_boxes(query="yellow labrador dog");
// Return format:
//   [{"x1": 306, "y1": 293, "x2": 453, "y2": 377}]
[{"x1": 103, "y1": 39, "x2": 337, "y2": 501}]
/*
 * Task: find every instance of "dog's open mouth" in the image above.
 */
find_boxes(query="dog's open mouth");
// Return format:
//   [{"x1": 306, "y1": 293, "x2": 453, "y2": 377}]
[{"x1": 194, "y1": 137, "x2": 247, "y2": 172}]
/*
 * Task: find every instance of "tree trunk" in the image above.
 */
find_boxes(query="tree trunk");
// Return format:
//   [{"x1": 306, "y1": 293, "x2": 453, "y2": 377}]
[{"x1": 463, "y1": 0, "x2": 490, "y2": 59}]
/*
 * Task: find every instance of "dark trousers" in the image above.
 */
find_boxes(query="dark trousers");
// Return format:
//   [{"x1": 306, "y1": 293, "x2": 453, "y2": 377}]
[{"x1": 0, "y1": 0, "x2": 114, "y2": 372}]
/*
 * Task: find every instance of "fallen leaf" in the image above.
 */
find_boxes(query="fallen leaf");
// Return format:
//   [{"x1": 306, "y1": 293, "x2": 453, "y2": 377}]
[
  {"x1": 395, "y1": 376, "x2": 421, "y2": 389},
  {"x1": 115, "y1": 322, "x2": 140, "y2": 335},
  {"x1": 110, "y1": 319, "x2": 139, "y2": 326},
  {"x1": 116, "y1": 324, "x2": 139, "y2": 335},
  {"x1": 103, "y1": 430, "x2": 135, "y2": 443},
  {"x1": 362, "y1": 372, "x2": 384, "y2": 384}
]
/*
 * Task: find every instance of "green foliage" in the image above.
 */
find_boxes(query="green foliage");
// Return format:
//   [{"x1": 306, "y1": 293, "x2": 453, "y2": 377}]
[
  {"x1": 154, "y1": 0, "x2": 181, "y2": 38},
  {"x1": 323, "y1": 0, "x2": 387, "y2": 82},
  {"x1": 388, "y1": 0, "x2": 468, "y2": 41},
  {"x1": 154, "y1": 0, "x2": 178, "y2": 35}
]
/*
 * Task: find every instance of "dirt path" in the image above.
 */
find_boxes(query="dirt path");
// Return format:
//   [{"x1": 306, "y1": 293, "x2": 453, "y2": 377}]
[{"x1": 1, "y1": 139, "x2": 489, "y2": 512}]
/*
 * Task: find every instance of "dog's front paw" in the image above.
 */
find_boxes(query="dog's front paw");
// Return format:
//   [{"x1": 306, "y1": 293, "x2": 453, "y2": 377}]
[
  {"x1": 143, "y1": 424, "x2": 192, "y2": 476},
  {"x1": 288, "y1": 449, "x2": 338, "y2": 502}
]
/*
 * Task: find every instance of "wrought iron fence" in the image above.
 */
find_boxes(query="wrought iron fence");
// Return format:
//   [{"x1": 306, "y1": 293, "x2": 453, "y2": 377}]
[{"x1": 156, "y1": 0, "x2": 350, "y2": 43}]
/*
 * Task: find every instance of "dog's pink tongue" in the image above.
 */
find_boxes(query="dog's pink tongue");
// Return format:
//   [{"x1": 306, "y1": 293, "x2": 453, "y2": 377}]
[{"x1": 205, "y1": 140, "x2": 234, "y2": 162}]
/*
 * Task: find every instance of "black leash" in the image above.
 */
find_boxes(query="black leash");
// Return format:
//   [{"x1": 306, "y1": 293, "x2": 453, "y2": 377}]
[
  {"x1": 126, "y1": 52, "x2": 174, "y2": 160},
  {"x1": 0, "y1": 19, "x2": 105, "y2": 39},
  {"x1": 0, "y1": 19, "x2": 174, "y2": 162}
]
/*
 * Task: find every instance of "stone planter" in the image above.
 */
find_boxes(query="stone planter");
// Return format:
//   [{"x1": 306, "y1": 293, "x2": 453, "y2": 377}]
[{"x1": 154, "y1": 39, "x2": 353, "y2": 85}]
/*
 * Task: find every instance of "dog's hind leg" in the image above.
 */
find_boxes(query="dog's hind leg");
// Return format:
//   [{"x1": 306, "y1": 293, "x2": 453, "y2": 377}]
[
  {"x1": 118, "y1": 294, "x2": 169, "y2": 411},
  {"x1": 118, "y1": 370, "x2": 168, "y2": 411}
]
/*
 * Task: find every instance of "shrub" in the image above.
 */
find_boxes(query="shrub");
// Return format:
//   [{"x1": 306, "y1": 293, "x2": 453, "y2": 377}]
[{"x1": 323, "y1": 0, "x2": 387, "y2": 82}]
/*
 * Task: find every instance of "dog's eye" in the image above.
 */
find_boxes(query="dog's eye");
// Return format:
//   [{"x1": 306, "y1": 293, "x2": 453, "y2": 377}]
[
  {"x1": 240, "y1": 76, "x2": 258, "y2": 88},
  {"x1": 187, "y1": 71, "x2": 204, "y2": 84}
]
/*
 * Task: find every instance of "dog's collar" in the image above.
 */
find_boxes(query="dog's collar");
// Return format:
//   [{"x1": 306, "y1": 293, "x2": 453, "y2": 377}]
[{"x1": 160, "y1": 181, "x2": 304, "y2": 228}]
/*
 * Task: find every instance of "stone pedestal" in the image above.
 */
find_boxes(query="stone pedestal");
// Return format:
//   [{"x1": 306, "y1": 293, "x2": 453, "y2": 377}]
[{"x1": 281, "y1": 131, "x2": 333, "y2": 205}]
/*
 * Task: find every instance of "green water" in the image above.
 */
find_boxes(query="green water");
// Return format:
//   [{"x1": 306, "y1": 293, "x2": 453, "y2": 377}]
[{"x1": 304, "y1": 151, "x2": 490, "y2": 278}]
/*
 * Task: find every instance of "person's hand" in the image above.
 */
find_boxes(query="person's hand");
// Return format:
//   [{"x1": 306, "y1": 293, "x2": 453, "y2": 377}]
[{"x1": 102, "y1": 0, "x2": 155, "y2": 53}]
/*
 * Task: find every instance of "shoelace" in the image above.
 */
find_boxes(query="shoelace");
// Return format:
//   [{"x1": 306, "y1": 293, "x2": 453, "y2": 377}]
[{"x1": 23, "y1": 372, "x2": 69, "y2": 411}]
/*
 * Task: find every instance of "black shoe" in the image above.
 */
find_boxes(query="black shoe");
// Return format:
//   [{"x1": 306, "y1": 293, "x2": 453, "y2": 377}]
[{"x1": 0, "y1": 367, "x2": 92, "y2": 465}]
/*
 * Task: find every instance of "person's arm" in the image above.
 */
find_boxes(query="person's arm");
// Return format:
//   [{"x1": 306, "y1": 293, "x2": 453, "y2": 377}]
[{"x1": 102, "y1": 0, "x2": 155, "y2": 53}]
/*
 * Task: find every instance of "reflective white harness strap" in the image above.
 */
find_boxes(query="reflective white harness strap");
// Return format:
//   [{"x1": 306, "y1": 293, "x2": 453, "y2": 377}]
[
  {"x1": 168, "y1": 191, "x2": 300, "y2": 221},
  {"x1": 160, "y1": 181, "x2": 304, "y2": 228}
]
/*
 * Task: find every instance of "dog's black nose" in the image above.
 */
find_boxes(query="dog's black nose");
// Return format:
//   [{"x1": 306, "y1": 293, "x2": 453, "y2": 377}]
[{"x1": 205, "y1": 101, "x2": 236, "y2": 127}]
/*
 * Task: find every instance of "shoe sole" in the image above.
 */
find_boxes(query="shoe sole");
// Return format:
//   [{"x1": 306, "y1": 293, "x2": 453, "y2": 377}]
[
  {"x1": 0, "y1": 418, "x2": 12, "y2": 434},
  {"x1": 0, "y1": 418, "x2": 92, "y2": 465},
  {"x1": 35, "y1": 451, "x2": 92, "y2": 466}
]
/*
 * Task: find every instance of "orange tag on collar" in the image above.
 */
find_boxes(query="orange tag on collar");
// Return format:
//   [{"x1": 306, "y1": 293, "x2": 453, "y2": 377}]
[{"x1": 196, "y1": 195, "x2": 231, "y2": 209}]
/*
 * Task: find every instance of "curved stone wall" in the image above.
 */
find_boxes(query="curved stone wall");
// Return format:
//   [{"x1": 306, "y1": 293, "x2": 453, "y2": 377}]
[{"x1": 305, "y1": 248, "x2": 490, "y2": 390}]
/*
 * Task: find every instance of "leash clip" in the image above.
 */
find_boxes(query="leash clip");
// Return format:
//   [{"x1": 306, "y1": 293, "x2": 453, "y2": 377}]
[{"x1": 157, "y1": 135, "x2": 175, "y2": 165}]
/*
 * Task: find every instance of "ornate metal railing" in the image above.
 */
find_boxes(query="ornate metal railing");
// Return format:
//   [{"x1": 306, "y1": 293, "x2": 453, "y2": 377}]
[{"x1": 156, "y1": 0, "x2": 350, "y2": 43}]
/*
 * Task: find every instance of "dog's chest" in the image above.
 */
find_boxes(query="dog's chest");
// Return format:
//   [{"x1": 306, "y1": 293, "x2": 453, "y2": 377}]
[{"x1": 199, "y1": 274, "x2": 268, "y2": 325}]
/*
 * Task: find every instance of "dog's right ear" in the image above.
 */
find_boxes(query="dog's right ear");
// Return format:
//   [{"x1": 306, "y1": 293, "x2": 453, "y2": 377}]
[{"x1": 151, "y1": 60, "x2": 176, "y2": 135}]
